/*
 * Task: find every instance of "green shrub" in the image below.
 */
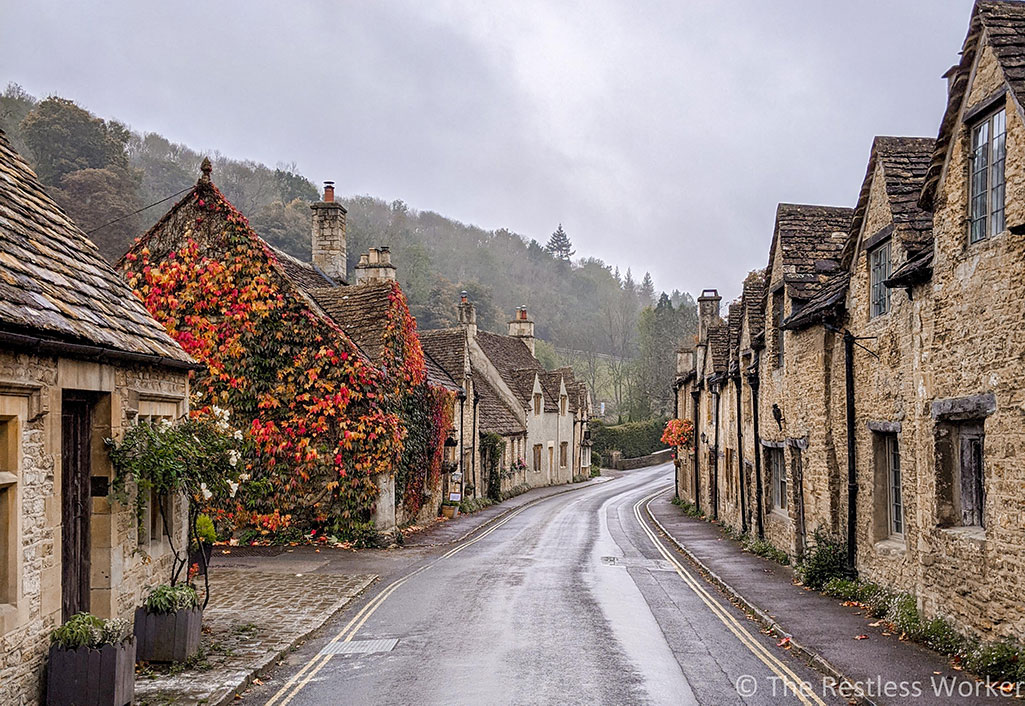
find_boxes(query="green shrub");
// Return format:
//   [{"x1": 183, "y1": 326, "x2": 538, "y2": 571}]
[
  {"x1": 590, "y1": 418, "x2": 667, "y2": 460},
  {"x1": 499, "y1": 483, "x2": 530, "y2": 501},
  {"x1": 591, "y1": 452, "x2": 603, "y2": 470},
  {"x1": 887, "y1": 593, "x2": 922, "y2": 637},
  {"x1": 194, "y1": 514, "x2": 217, "y2": 545},
  {"x1": 746, "y1": 538, "x2": 790, "y2": 566},
  {"x1": 459, "y1": 497, "x2": 494, "y2": 514},
  {"x1": 51, "y1": 613, "x2": 132, "y2": 649},
  {"x1": 671, "y1": 496, "x2": 705, "y2": 519},
  {"x1": 920, "y1": 617, "x2": 968, "y2": 656},
  {"x1": 144, "y1": 584, "x2": 200, "y2": 614},
  {"x1": 964, "y1": 641, "x2": 1025, "y2": 682},
  {"x1": 797, "y1": 530, "x2": 848, "y2": 590}
]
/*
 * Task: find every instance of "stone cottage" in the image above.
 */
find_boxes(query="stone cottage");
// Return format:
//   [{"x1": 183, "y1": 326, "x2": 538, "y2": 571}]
[
  {"x1": 122, "y1": 166, "x2": 455, "y2": 535},
  {"x1": 421, "y1": 298, "x2": 589, "y2": 499},
  {"x1": 0, "y1": 129, "x2": 195, "y2": 704}
]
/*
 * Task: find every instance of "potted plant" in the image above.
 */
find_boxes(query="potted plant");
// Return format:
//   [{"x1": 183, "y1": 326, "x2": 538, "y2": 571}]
[
  {"x1": 47, "y1": 613, "x2": 134, "y2": 706},
  {"x1": 440, "y1": 500, "x2": 459, "y2": 519},
  {"x1": 107, "y1": 408, "x2": 248, "y2": 663},
  {"x1": 134, "y1": 584, "x2": 202, "y2": 663},
  {"x1": 189, "y1": 513, "x2": 217, "y2": 577}
]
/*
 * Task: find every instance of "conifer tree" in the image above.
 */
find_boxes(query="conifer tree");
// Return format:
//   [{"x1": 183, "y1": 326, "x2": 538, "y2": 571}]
[{"x1": 545, "y1": 223, "x2": 575, "y2": 261}]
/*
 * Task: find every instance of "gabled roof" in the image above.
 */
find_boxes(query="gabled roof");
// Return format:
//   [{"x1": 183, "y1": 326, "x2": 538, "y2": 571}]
[
  {"x1": 0, "y1": 129, "x2": 192, "y2": 366},
  {"x1": 782, "y1": 272, "x2": 850, "y2": 331},
  {"x1": 727, "y1": 302, "x2": 743, "y2": 369},
  {"x1": 419, "y1": 328, "x2": 468, "y2": 386},
  {"x1": 473, "y1": 372, "x2": 525, "y2": 435},
  {"x1": 309, "y1": 281, "x2": 396, "y2": 366},
  {"x1": 475, "y1": 330, "x2": 546, "y2": 407},
  {"x1": 885, "y1": 249, "x2": 934, "y2": 290},
  {"x1": 741, "y1": 271, "x2": 767, "y2": 343},
  {"x1": 706, "y1": 324, "x2": 730, "y2": 376},
  {"x1": 846, "y1": 137, "x2": 935, "y2": 267},
  {"x1": 273, "y1": 246, "x2": 339, "y2": 290},
  {"x1": 555, "y1": 366, "x2": 579, "y2": 413},
  {"x1": 922, "y1": 1, "x2": 1025, "y2": 209},
  {"x1": 766, "y1": 204, "x2": 854, "y2": 300}
]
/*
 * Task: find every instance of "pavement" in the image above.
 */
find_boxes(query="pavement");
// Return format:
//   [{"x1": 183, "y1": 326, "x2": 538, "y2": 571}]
[
  {"x1": 134, "y1": 570, "x2": 375, "y2": 706},
  {"x1": 645, "y1": 491, "x2": 1009, "y2": 705},
  {"x1": 236, "y1": 464, "x2": 847, "y2": 706}
]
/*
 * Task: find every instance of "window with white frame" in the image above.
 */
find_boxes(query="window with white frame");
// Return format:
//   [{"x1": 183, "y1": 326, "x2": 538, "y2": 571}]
[
  {"x1": 768, "y1": 447, "x2": 786, "y2": 510},
  {"x1": 969, "y1": 107, "x2": 1006, "y2": 243},
  {"x1": 869, "y1": 240, "x2": 892, "y2": 318},
  {"x1": 885, "y1": 434, "x2": 903, "y2": 536}
]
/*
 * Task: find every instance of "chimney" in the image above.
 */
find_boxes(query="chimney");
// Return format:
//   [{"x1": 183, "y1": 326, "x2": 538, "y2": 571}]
[
  {"x1": 354, "y1": 246, "x2": 397, "y2": 285},
  {"x1": 508, "y1": 305, "x2": 535, "y2": 355},
  {"x1": 676, "y1": 347, "x2": 695, "y2": 375},
  {"x1": 458, "y1": 291, "x2": 477, "y2": 337},
  {"x1": 697, "y1": 288, "x2": 722, "y2": 342},
  {"x1": 311, "y1": 181, "x2": 347, "y2": 283}
]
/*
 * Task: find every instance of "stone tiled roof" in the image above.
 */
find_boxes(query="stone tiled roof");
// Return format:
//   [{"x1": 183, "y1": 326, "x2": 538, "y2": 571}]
[
  {"x1": 727, "y1": 302, "x2": 743, "y2": 368},
  {"x1": 539, "y1": 370, "x2": 565, "y2": 412},
  {"x1": 767, "y1": 204, "x2": 854, "y2": 300},
  {"x1": 782, "y1": 272, "x2": 850, "y2": 331},
  {"x1": 885, "y1": 249, "x2": 934, "y2": 290},
  {"x1": 309, "y1": 282, "x2": 395, "y2": 366},
  {"x1": 707, "y1": 324, "x2": 730, "y2": 375},
  {"x1": 424, "y1": 351, "x2": 462, "y2": 392},
  {"x1": 0, "y1": 128, "x2": 192, "y2": 365},
  {"x1": 420, "y1": 328, "x2": 468, "y2": 385},
  {"x1": 475, "y1": 330, "x2": 545, "y2": 407},
  {"x1": 922, "y1": 1, "x2": 1025, "y2": 209},
  {"x1": 847, "y1": 137, "x2": 935, "y2": 267},
  {"x1": 473, "y1": 372, "x2": 525, "y2": 435},
  {"x1": 742, "y1": 271, "x2": 766, "y2": 342},
  {"x1": 272, "y1": 247, "x2": 339, "y2": 290},
  {"x1": 555, "y1": 366, "x2": 579, "y2": 413}
]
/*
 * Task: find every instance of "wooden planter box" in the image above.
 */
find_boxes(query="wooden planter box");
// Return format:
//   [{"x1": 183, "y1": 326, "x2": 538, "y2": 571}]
[
  {"x1": 134, "y1": 606, "x2": 202, "y2": 663},
  {"x1": 440, "y1": 505, "x2": 458, "y2": 519},
  {"x1": 46, "y1": 638, "x2": 135, "y2": 706}
]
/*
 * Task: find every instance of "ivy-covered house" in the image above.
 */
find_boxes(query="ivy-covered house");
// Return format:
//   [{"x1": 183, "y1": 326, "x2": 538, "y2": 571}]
[
  {"x1": 0, "y1": 129, "x2": 195, "y2": 704},
  {"x1": 120, "y1": 163, "x2": 454, "y2": 538}
]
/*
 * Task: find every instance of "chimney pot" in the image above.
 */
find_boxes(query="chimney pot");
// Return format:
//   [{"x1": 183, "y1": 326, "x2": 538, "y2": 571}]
[{"x1": 323, "y1": 181, "x2": 335, "y2": 203}]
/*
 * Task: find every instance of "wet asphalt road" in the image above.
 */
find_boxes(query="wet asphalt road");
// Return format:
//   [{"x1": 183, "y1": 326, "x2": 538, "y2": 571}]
[{"x1": 245, "y1": 465, "x2": 843, "y2": 706}]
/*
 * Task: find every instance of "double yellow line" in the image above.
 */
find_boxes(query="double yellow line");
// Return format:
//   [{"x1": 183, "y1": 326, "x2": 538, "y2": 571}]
[
  {"x1": 264, "y1": 500, "x2": 541, "y2": 705},
  {"x1": 633, "y1": 487, "x2": 827, "y2": 706}
]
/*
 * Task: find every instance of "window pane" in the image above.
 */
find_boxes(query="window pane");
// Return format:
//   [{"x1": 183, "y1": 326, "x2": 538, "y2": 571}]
[{"x1": 970, "y1": 121, "x2": 990, "y2": 243}]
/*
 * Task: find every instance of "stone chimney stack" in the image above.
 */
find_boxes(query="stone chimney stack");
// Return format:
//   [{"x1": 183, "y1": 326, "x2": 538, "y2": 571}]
[
  {"x1": 508, "y1": 306, "x2": 535, "y2": 355},
  {"x1": 311, "y1": 181, "x2": 347, "y2": 283},
  {"x1": 676, "y1": 347, "x2": 695, "y2": 375},
  {"x1": 458, "y1": 291, "x2": 477, "y2": 338},
  {"x1": 697, "y1": 289, "x2": 722, "y2": 342},
  {"x1": 354, "y1": 247, "x2": 397, "y2": 285}
]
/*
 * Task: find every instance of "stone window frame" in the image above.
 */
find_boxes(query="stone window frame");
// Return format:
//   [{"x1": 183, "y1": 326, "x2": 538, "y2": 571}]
[
  {"x1": 967, "y1": 102, "x2": 1007, "y2": 244},
  {"x1": 560, "y1": 395, "x2": 568, "y2": 416},
  {"x1": 868, "y1": 238, "x2": 892, "y2": 319},
  {"x1": 766, "y1": 445, "x2": 786, "y2": 511},
  {"x1": 533, "y1": 393, "x2": 543, "y2": 416},
  {"x1": 532, "y1": 444, "x2": 542, "y2": 473},
  {"x1": 559, "y1": 441, "x2": 568, "y2": 468},
  {"x1": 870, "y1": 429, "x2": 904, "y2": 541},
  {"x1": 931, "y1": 393, "x2": 994, "y2": 532},
  {"x1": 133, "y1": 394, "x2": 185, "y2": 551}
]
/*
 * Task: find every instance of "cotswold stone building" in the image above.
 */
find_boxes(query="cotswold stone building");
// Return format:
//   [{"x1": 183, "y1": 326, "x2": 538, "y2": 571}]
[
  {"x1": 675, "y1": 0, "x2": 1025, "y2": 642},
  {"x1": 421, "y1": 299, "x2": 591, "y2": 499},
  {"x1": 0, "y1": 130, "x2": 195, "y2": 704}
]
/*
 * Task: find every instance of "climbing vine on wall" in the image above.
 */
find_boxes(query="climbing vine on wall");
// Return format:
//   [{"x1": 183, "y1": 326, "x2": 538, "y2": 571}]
[
  {"x1": 396, "y1": 384, "x2": 455, "y2": 518},
  {"x1": 479, "y1": 432, "x2": 504, "y2": 502},
  {"x1": 121, "y1": 179, "x2": 414, "y2": 539}
]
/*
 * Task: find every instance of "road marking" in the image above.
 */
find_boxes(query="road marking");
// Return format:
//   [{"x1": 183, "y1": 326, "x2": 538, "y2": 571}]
[
  {"x1": 632, "y1": 486, "x2": 827, "y2": 706},
  {"x1": 264, "y1": 484, "x2": 596, "y2": 705}
]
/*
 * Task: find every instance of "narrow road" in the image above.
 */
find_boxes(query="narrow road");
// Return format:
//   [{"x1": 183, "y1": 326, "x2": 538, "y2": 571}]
[{"x1": 247, "y1": 465, "x2": 843, "y2": 705}]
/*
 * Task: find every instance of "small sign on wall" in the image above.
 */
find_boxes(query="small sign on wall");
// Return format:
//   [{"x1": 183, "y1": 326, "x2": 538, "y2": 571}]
[{"x1": 449, "y1": 492, "x2": 462, "y2": 502}]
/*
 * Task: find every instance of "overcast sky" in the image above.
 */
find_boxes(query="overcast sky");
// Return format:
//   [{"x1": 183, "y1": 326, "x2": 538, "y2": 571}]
[{"x1": 1, "y1": 1, "x2": 974, "y2": 300}]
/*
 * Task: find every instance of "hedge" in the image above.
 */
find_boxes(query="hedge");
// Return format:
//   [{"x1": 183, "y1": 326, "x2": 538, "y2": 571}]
[{"x1": 590, "y1": 418, "x2": 668, "y2": 460}]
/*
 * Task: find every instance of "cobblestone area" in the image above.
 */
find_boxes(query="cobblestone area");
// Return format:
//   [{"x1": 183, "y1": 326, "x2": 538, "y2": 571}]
[{"x1": 134, "y1": 569, "x2": 375, "y2": 705}]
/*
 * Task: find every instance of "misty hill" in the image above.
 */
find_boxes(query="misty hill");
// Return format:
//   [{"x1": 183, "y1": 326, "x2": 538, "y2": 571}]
[{"x1": 0, "y1": 84, "x2": 696, "y2": 418}]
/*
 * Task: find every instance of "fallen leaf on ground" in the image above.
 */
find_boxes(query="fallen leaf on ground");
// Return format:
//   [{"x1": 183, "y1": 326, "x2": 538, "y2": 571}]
[
  {"x1": 253, "y1": 678, "x2": 264, "y2": 686},
  {"x1": 854, "y1": 635, "x2": 869, "y2": 640},
  {"x1": 868, "y1": 621, "x2": 882, "y2": 627},
  {"x1": 777, "y1": 637, "x2": 791, "y2": 648}
]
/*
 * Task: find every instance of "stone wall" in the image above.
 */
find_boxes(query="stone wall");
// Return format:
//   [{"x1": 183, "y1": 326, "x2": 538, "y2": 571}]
[{"x1": 0, "y1": 350, "x2": 189, "y2": 705}]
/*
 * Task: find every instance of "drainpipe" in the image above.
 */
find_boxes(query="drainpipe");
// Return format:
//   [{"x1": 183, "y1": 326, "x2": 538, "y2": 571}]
[
  {"x1": 712, "y1": 379, "x2": 721, "y2": 521},
  {"x1": 748, "y1": 356, "x2": 764, "y2": 540},
  {"x1": 691, "y1": 389, "x2": 701, "y2": 512},
  {"x1": 673, "y1": 380, "x2": 681, "y2": 500},
  {"x1": 734, "y1": 370, "x2": 748, "y2": 535},
  {"x1": 471, "y1": 391, "x2": 480, "y2": 498},
  {"x1": 458, "y1": 393, "x2": 466, "y2": 498},
  {"x1": 844, "y1": 331, "x2": 858, "y2": 574}
]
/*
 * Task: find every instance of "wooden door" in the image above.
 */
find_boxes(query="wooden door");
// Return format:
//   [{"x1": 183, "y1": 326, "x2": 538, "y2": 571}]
[{"x1": 61, "y1": 396, "x2": 92, "y2": 619}]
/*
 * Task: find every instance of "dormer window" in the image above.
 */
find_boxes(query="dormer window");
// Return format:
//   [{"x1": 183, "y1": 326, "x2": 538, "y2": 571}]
[
  {"x1": 533, "y1": 393, "x2": 542, "y2": 416},
  {"x1": 869, "y1": 239, "x2": 891, "y2": 318},
  {"x1": 969, "y1": 107, "x2": 1006, "y2": 243},
  {"x1": 560, "y1": 395, "x2": 567, "y2": 415}
]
